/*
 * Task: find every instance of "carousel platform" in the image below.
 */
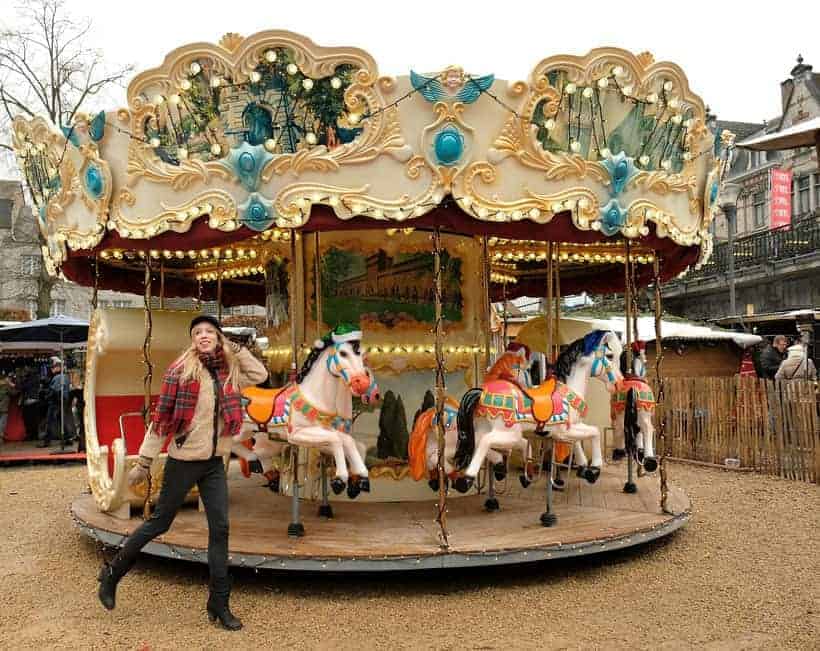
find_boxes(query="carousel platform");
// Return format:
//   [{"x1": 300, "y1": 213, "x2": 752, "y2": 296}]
[
  {"x1": 0, "y1": 440, "x2": 86, "y2": 465},
  {"x1": 71, "y1": 464, "x2": 690, "y2": 572}
]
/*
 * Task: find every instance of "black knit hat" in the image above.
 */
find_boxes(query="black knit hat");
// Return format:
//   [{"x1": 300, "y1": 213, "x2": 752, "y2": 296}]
[{"x1": 189, "y1": 314, "x2": 223, "y2": 334}]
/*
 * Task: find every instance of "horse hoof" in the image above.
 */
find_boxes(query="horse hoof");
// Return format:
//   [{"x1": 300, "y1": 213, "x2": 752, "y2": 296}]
[
  {"x1": 453, "y1": 476, "x2": 473, "y2": 494},
  {"x1": 519, "y1": 474, "x2": 531, "y2": 489},
  {"x1": 318, "y1": 504, "x2": 333, "y2": 519},
  {"x1": 248, "y1": 459, "x2": 264, "y2": 474},
  {"x1": 484, "y1": 498, "x2": 500, "y2": 512},
  {"x1": 540, "y1": 512, "x2": 557, "y2": 527},
  {"x1": 287, "y1": 522, "x2": 305, "y2": 537},
  {"x1": 623, "y1": 481, "x2": 637, "y2": 494},
  {"x1": 637, "y1": 449, "x2": 645, "y2": 462},
  {"x1": 612, "y1": 448, "x2": 626, "y2": 461},
  {"x1": 427, "y1": 478, "x2": 440, "y2": 492},
  {"x1": 346, "y1": 481, "x2": 361, "y2": 499},
  {"x1": 643, "y1": 457, "x2": 658, "y2": 472},
  {"x1": 358, "y1": 477, "x2": 371, "y2": 492},
  {"x1": 493, "y1": 462, "x2": 507, "y2": 481},
  {"x1": 583, "y1": 467, "x2": 601, "y2": 484},
  {"x1": 330, "y1": 478, "x2": 346, "y2": 495},
  {"x1": 551, "y1": 478, "x2": 565, "y2": 491},
  {"x1": 267, "y1": 477, "x2": 280, "y2": 493}
]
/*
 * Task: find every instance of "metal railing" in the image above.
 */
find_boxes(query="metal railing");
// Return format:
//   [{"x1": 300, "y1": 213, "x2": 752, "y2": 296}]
[{"x1": 673, "y1": 215, "x2": 820, "y2": 283}]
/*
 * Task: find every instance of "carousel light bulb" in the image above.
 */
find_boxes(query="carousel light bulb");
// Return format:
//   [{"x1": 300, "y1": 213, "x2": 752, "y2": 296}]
[
  {"x1": 150, "y1": 250, "x2": 160, "y2": 259},
  {"x1": 302, "y1": 78, "x2": 314, "y2": 91},
  {"x1": 264, "y1": 49, "x2": 277, "y2": 63},
  {"x1": 175, "y1": 250, "x2": 184, "y2": 259},
  {"x1": 544, "y1": 118, "x2": 555, "y2": 130},
  {"x1": 612, "y1": 65, "x2": 625, "y2": 77},
  {"x1": 264, "y1": 138, "x2": 278, "y2": 152},
  {"x1": 169, "y1": 94, "x2": 181, "y2": 105},
  {"x1": 210, "y1": 76, "x2": 221, "y2": 88},
  {"x1": 348, "y1": 112, "x2": 361, "y2": 125},
  {"x1": 250, "y1": 71, "x2": 262, "y2": 83},
  {"x1": 153, "y1": 94, "x2": 165, "y2": 105},
  {"x1": 564, "y1": 199, "x2": 576, "y2": 211},
  {"x1": 329, "y1": 196, "x2": 340, "y2": 207},
  {"x1": 669, "y1": 98, "x2": 681, "y2": 110},
  {"x1": 582, "y1": 87, "x2": 593, "y2": 99},
  {"x1": 684, "y1": 118, "x2": 694, "y2": 129},
  {"x1": 663, "y1": 81, "x2": 674, "y2": 92},
  {"x1": 671, "y1": 114, "x2": 683, "y2": 125},
  {"x1": 565, "y1": 83, "x2": 577, "y2": 94},
  {"x1": 189, "y1": 62, "x2": 201, "y2": 75},
  {"x1": 551, "y1": 202, "x2": 563, "y2": 213},
  {"x1": 177, "y1": 147, "x2": 188, "y2": 159},
  {"x1": 683, "y1": 151, "x2": 692, "y2": 161},
  {"x1": 149, "y1": 137, "x2": 160, "y2": 148},
  {"x1": 600, "y1": 147, "x2": 612, "y2": 159},
  {"x1": 597, "y1": 77, "x2": 609, "y2": 89},
  {"x1": 477, "y1": 207, "x2": 489, "y2": 218},
  {"x1": 210, "y1": 143, "x2": 222, "y2": 156},
  {"x1": 305, "y1": 132, "x2": 317, "y2": 145},
  {"x1": 661, "y1": 159, "x2": 672, "y2": 170},
  {"x1": 330, "y1": 76, "x2": 342, "y2": 89},
  {"x1": 646, "y1": 93, "x2": 658, "y2": 104},
  {"x1": 249, "y1": 250, "x2": 257, "y2": 259},
  {"x1": 286, "y1": 63, "x2": 298, "y2": 75},
  {"x1": 162, "y1": 250, "x2": 172, "y2": 259},
  {"x1": 200, "y1": 249, "x2": 209, "y2": 259},
  {"x1": 639, "y1": 155, "x2": 650, "y2": 166},
  {"x1": 180, "y1": 79, "x2": 192, "y2": 91},
  {"x1": 578, "y1": 197, "x2": 591, "y2": 210},
  {"x1": 570, "y1": 140, "x2": 581, "y2": 153},
  {"x1": 622, "y1": 84, "x2": 633, "y2": 96}
]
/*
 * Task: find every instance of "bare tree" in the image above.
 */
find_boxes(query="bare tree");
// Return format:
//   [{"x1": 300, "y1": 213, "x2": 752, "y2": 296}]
[{"x1": 0, "y1": 0, "x2": 132, "y2": 317}]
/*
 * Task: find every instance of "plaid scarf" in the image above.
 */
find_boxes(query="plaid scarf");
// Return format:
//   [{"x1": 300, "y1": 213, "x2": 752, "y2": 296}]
[{"x1": 151, "y1": 350, "x2": 243, "y2": 440}]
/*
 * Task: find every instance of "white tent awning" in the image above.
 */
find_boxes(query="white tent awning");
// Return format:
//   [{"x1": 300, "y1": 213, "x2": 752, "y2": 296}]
[{"x1": 737, "y1": 116, "x2": 820, "y2": 151}]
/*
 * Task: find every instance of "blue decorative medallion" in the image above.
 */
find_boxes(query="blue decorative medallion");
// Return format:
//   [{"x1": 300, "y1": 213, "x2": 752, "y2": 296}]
[
  {"x1": 84, "y1": 165, "x2": 104, "y2": 199},
  {"x1": 601, "y1": 151, "x2": 638, "y2": 197},
  {"x1": 599, "y1": 198, "x2": 627, "y2": 237},
  {"x1": 220, "y1": 141, "x2": 274, "y2": 192},
  {"x1": 434, "y1": 127, "x2": 464, "y2": 166},
  {"x1": 709, "y1": 181, "x2": 719, "y2": 206},
  {"x1": 61, "y1": 126, "x2": 80, "y2": 147},
  {"x1": 238, "y1": 193, "x2": 275, "y2": 231},
  {"x1": 89, "y1": 111, "x2": 106, "y2": 142}
]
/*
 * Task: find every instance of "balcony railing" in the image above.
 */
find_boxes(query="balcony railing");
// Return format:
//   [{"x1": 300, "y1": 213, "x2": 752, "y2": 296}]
[{"x1": 672, "y1": 215, "x2": 820, "y2": 284}]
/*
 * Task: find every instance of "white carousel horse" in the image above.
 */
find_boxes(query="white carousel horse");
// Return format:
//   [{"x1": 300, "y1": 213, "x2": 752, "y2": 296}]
[
  {"x1": 611, "y1": 341, "x2": 657, "y2": 492},
  {"x1": 454, "y1": 330, "x2": 623, "y2": 518}
]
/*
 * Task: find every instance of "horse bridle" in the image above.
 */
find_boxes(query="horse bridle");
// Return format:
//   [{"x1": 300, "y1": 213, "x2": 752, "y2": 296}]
[
  {"x1": 325, "y1": 343, "x2": 376, "y2": 394},
  {"x1": 591, "y1": 341, "x2": 619, "y2": 384}
]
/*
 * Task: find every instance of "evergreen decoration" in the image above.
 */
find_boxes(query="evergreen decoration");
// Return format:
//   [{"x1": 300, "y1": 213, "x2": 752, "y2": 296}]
[{"x1": 377, "y1": 390, "x2": 409, "y2": 460}]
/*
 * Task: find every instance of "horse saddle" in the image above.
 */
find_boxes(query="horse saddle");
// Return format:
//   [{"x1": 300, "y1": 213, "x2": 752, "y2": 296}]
[
  {"x1": 241, "y1": 385, "x2": 288, "y2": 426},
  {"x1": 522, "y1": 377, "x2": 564, "y2": 424}
]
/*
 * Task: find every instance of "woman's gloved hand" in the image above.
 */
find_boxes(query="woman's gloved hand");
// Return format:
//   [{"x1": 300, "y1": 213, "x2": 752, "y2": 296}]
[{"x1": 128, "y1": 459, "x2": 151, "y2": 487}]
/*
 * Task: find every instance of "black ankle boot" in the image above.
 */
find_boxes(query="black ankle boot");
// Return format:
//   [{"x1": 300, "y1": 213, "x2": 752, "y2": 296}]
[
  {"x1": 97, "y1": 563, "x2": 121, "y2": 610},
  {"x1": 207, "y1": 593, "x2": 243, "y2": 631}
]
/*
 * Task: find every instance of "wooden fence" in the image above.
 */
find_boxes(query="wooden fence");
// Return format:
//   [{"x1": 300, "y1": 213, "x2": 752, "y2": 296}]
[{"x1": 657, "y1": 376, "x2": 819, "y2": 483}]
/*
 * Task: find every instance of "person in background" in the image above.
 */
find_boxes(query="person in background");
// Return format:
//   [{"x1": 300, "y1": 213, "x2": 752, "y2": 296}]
[
  {"x1": 775, "y1": 343, "x2": 817, "y2": 380},
  {"x1": 0, "y1": 372, "x2": 17, "y2": 442},
  {"x1": 19, "y1": 367, "x2": 41, "y2": 441},
  {"x1": 759, "y1": 335, "x2": 789, "y2": 380},
  {"x1": 38, "y1": 357, "x2": 74, "y2": 448}
]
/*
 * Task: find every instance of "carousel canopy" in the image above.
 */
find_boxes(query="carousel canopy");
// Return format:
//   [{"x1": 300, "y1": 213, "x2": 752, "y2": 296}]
[{"x1": 11, "y1": 30, "x2": 729, "y2": 298}]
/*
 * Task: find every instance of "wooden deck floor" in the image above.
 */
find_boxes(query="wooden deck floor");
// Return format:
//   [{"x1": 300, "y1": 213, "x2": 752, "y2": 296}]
[{"x1": 73, "y1": 464, "x2": 689, "y2": 570}]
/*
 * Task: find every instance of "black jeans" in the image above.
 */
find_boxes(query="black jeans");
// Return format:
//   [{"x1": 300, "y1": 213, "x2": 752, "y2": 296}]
[{"x1": 111, "y1": 456, "x2": 230, "y2": 595}]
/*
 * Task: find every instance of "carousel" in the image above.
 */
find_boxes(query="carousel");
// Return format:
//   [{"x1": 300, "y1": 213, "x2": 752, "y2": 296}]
[{"x1": 11, "y1": 31, "x2": 731, "y2": 571}]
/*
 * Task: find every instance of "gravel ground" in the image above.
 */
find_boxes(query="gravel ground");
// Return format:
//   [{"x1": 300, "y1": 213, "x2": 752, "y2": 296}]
[{"x1": 0, "y1": 462, "x2": 817, "y2": 650}]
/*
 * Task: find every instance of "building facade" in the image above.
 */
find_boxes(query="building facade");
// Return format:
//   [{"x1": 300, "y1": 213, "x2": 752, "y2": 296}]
[{"x1": 664, "y1": 57, "x2": 820, "y2": 324}]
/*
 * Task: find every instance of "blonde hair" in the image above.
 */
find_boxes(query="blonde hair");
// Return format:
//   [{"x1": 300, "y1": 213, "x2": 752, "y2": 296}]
[{"x1": 176, "y1": 330, "x2": 241, "y2": 389}]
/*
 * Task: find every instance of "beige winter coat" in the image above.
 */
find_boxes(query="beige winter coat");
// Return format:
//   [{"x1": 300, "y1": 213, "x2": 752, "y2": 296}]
[
  {"x1": 775, "y1": 346, "x2": 817, "y2": 380},
  {"x1": 138, "y1": 347, "x2": 268, "y2": 462}
]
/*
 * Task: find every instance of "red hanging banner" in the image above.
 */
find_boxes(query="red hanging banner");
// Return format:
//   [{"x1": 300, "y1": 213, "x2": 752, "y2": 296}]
[{"x1": 769, "y1": 168, "x2": 792, "y2": 229}]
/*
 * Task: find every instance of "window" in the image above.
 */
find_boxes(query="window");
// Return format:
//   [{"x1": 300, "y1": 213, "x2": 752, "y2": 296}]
[
  {"x1": 50, "y1": 299, "x2": 66, "y2": 316},
  {"x1": 0, "y1": 198, "x2": 13, "y2": 229},
  {"x1": 797, "y1": 175, "x2": 810, "y2": 215},
  {"x1": 28, "y1": 299, "x2": 38, "y2": 319},
  {"x1": 22, "y1": 255, "x2": 41, "y2": 275},
  {"x1": 753, "y1": 191, "x2": 766, "y2": 228}
]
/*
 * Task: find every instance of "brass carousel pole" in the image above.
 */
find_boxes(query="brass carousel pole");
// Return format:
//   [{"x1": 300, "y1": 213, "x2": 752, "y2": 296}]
[
  {"x1": 654, "y1": 255, "x2": 670, "y2": 513},
  {"x1": 314, "y1": 232, "x2": 323, "y2": 340},
  {"x1": 433, "y1": 227, "x2": 449, "y2": 548},
  {"x1": 541, "y1": 241, "x2": 557, "y2": 527},
  {"x1": 91, "y1": 254, "x2": 99, "y2": 311},
  {"x1": 624, "y1": 241, "x2": 636, "y2": 494},
  {"x1": 289, "y1": 233, "x2": 299, "y2": 381},
  {"x1": 159, "y1": 262, "x2": 165, "y2": 310},
  {"x1": 481, "y1": 235, "x2": 492, "y2": 376},
  {"x1": 142, "y1": 257, "x2": 154, "y2": 519},
  {"x1": 553, "y1": 243, "x2": 561, "y2": 357},
  {"x1": 216, "y1": 258, "x2": 223, "y2": 322}
]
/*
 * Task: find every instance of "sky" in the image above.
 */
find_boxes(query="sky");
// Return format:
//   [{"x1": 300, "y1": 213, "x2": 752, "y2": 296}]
[{"x1": 1, "y1": 0, "x2": 818, "y2": 152}]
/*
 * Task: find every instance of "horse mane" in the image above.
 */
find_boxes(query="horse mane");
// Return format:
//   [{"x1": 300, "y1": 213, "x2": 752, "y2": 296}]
[
  {"x1": 548, "y1": 330, "x2": 609, "y2": 381},
  {"x1": 485, "y1": 352, "x2": 518, "y2": 382}
]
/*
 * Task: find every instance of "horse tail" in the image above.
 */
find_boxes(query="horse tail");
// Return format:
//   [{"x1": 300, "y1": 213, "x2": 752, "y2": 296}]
[
  {"x1": 624, "y1": 387, "x2": 638, "y2": 455},
  {"x1": 455, "y1": 388, "x2": 482, "y2": 470},
  {"x1": 408, "y1": 408, "x2": 435, "y2": 481}
]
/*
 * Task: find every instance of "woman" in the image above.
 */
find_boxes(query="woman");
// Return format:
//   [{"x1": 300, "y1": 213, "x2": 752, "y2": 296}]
[{"x1": 97, "y1": 315, "x2": 268, "y2": 631}]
